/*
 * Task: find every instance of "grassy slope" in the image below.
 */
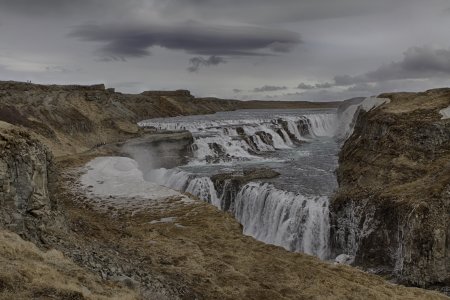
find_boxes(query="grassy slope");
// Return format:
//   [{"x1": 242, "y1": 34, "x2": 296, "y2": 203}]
[{"x1": 0, "y1": 230, "x2": 138, "y2": 300}]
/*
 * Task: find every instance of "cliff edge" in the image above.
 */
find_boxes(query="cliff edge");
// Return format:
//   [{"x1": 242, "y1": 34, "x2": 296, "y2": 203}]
[{"x1": 331, "y1": 88, "x2": 450, "y2": 289}]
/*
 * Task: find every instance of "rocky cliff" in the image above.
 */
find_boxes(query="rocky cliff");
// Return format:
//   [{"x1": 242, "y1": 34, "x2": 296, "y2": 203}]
[
  {"x1": 331, "y1": 88, "x2": 450, "y2": 289},
  {"x1": 0, "y1": 123, "x2": 59, "y2": 237}
]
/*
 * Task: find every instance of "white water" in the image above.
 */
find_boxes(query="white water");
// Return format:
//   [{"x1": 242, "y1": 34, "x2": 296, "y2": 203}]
[
  {"x1": 147, "y1": 167, "x2": 330, "y2": 259},
  {"x1": 235, "y1": 182, "x2": 330, "y2": 259},
  {"x1": 140, "y1": 111, "x2": 337, "y2": 164},
  {"x1": 136, "y1": 102, "x2": 388, "y2": 260},
  {"x1": 147, "y1": 168, "x2": 221, "y2": 207},
  {"x1": 335, "y1": 97, "x2": 390, "y2": 140}
]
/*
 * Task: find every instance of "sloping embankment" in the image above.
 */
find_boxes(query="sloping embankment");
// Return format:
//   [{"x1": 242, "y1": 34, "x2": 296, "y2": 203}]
[{"x1": 331, "y1": 88, "x2": 450, "y2": 289}]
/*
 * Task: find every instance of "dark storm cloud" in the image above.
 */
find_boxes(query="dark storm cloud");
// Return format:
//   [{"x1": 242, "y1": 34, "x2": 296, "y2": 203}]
[
  {"x1": 253, "y1": 85, "x2": 288, "y2": 92},
  {"x1": 187, "y1": 56, "x2": 227, "y2": 72},
  {"x1": 69, "y1": 21, "x2": 301, "y2": 60}
]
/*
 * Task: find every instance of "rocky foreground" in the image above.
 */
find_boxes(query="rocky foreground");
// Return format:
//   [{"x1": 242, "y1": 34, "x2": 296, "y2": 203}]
[{"x1": 0, "y1": 81, "x2": 448, "y2": 299}]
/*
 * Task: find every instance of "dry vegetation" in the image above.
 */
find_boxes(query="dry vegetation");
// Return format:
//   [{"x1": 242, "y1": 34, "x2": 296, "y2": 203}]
[{"x1": 0, "y1": 230, "x2": 138, "y2": 300}]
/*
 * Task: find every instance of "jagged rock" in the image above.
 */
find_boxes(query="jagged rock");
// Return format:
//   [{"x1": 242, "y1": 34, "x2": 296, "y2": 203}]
[{"x1": 255, "y1": 131, "x2": 274, "y2": 147}]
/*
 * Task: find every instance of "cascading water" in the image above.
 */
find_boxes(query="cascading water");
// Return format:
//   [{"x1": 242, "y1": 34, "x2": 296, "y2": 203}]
[
  {"x1": 138, "y1": 109, "x2": 338, "y2": 260},
  {"x1": 234, "y1": 182, "x2": 330, "y2": 259},
  {"x1": 134, "y1": 99, "x2": 389, "y2": 261},
  {"x1": 141, "y1": 110, "x2": 337, "y2": 164}
]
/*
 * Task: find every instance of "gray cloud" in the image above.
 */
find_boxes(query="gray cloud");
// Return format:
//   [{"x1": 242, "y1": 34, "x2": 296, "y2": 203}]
[
  {"x1": 233, "y1": 89, "x2": 243, "y2": 93},
  {"x1": 0, "y1": 0, "x2": 142, "y2": 17},
  {"x1": 253, "y1": 85, "x2": 288, "y2": 92},
  {"x1": 187, "y1": 56, "x2": 227, "y2": 72},
  {"x1": 69, "y1": 21, "x2": 301, "y2": 60},
  {"x1": 296, "y1": 46, "x2": 450, "y2": 97},
  {"x1": 364, "y1": 46, "x2": 450, "y2": 80},
  {"x1": 1, "y1": 0, "x2": 450, "y2": 102},
  {"x1": 297, "y1": 83, "x2": 315, "y2": 90},
  {"x1": 332, "y1": 46, "x2": 450, "y2": 86},
  {"x1": 157, "y1": 0, "x2": 410, "y2": 24},
  {"x1": 297, "y1": 82, "x2": 333, "y2": 89}
]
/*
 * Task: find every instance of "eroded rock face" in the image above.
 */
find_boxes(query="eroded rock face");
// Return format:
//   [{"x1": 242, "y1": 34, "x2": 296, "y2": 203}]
[
  {"x1": 0, "y1": 128, "x2": 54, "y2": 233},
  {"x1": 331, "y1": 89, "x2": 450, "y2": 288}
]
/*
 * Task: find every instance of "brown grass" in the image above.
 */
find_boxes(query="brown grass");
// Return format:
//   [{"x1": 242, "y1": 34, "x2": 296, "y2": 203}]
[{"x1": 0, "y1": 230, "x2": 138, "y2": 300}]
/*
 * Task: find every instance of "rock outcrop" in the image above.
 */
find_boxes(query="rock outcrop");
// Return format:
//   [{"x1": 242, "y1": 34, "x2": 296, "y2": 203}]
[
  {"x1": 0, "y1": 124, "x2": 57, "y2": 237},
  {"x1": 212, "y1": 168, "x2": 280, "y2": 212},
  {"x1": 331, "y1": 88, "x2": 450, "y2": 289}
]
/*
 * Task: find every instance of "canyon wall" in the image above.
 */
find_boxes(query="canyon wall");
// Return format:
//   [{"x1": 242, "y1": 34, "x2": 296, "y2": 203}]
[{"x1": 331, "y1": 88, "x2": 450, "y2": 288}]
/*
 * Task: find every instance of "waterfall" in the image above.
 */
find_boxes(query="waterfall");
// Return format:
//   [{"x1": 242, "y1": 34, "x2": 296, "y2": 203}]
[
  {"x1": 140, "y1": 113, "x2": 337, "y2": 164},
  {"x1": 334, "y1": 97, "x2": 390, "y2": 141},
  {"x1": 147, "y1": 168, "x2": 221, "y2": 208},
  {"x1": 137, "y1": 109, "x2": 342, "y2": 260},
  {"x1": 146, "y1": 168, "x2": 330, "y2": 259},
  {"x1": 234, "y1": 183, "x2": 330, "y2": 259}
]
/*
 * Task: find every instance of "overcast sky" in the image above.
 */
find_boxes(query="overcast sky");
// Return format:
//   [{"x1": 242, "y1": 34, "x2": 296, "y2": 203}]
[{"x1": 1, "y1": 0, "x2": 450, "y2": 101}]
